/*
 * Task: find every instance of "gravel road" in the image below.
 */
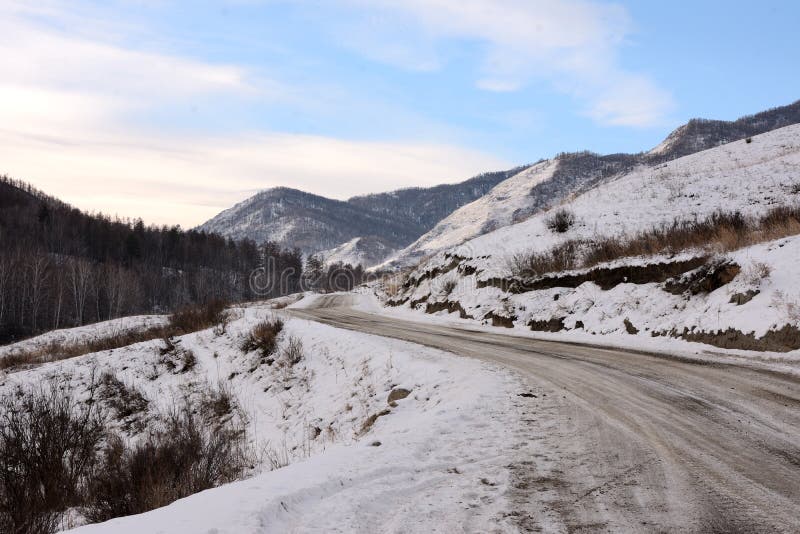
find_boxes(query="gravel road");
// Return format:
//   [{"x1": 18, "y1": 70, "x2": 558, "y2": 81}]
[{"x1": 290, "y1": 294, "x2": 800, "y2": 533}]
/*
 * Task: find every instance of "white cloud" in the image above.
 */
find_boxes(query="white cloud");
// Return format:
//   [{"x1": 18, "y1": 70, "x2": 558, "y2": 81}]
[
  {"x1": 0, "y1": 11, "x2": 254, "y2": 102},
  {"x1": 328, "y1": 0, "x2": 674, "y2": 127},
  {"x1": 0, "y1": 128, "x2": 506, "y2": 227},
  {"x1": 0, "y1": 2, "x2": 506, "y2": 227}
]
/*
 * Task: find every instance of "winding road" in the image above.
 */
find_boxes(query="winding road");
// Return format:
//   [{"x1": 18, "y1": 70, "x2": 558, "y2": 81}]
[{"x1": 290, "y1": 294, "x2": 800, "y2": 533}]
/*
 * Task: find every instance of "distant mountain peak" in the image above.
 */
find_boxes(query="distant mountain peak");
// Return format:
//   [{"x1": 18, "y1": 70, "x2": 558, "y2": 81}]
[{"x1": 197, "y1": 166, "x2": 528, "y2": 265}]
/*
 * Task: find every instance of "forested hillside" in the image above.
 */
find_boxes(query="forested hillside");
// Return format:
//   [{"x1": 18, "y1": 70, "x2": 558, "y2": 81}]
[{"x1": 0, "y1": 177, "x2": 304, "y2": 343}]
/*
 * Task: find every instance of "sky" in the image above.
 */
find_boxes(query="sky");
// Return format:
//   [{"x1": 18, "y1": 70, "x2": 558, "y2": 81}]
[{"x1": 1, "y1": 0, "x2": 798, "y2": 227}]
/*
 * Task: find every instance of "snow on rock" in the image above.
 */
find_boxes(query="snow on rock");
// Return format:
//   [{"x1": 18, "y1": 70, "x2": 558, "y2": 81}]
[{"x1": 0, "y1": 300, "x2": 526, "y2": 533}]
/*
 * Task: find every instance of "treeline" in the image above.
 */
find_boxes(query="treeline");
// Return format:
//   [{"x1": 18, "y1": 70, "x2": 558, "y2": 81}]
[
  {"x1": 303, "y1": 255, "x2": 366, "y2": 293},
  {"x1": 0, "y1": 176, "x2": 309, "y2": 343}
]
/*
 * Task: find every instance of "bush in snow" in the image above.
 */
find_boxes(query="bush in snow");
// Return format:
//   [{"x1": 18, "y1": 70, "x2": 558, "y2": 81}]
[
  {"x1": 545, "y1": 208, "x2": 576, "y2": 233},
  {"x1": 438, "y1": 279, "x2": 457, "y2": 297},
  {"x1": 281, "y1": 336, "x2": 305, "y2": 367},
  {"x1": 0, "y1": 382, "x2": 104, "y2": 534},
  {"x1": 741, "y1": 261, "x2": 772, "y2": 286},
  {"x1": 241, "y1": 317, "x2": 284, "y2": 358},
  {"x1": 85, "y1": 407, "x2": 249, "y2": 523}
]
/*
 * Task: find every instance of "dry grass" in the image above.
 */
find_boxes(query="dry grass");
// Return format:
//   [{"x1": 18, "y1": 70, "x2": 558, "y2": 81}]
[
  {"x1": 168, "y1": 300, "x2": 229, "y2": 334},
  {"x1": 510, "y1": 205, "x2": 800, "y2": 279},
  {"x1": 241, "y1": 317, "x2": 284, "y2": 358},
  {"x1": 1, "y1": 301, "x2": 232, "y2": 372},
  {"x1": 0, "y1": 325, "x2": 170, "y2": 371}
]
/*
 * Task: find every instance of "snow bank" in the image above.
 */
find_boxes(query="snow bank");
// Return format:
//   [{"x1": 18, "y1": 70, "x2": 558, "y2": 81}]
[
  {"x1": 0, "y1": 300, "x2": 526, "y2": 532},
  {"x1": 0, "y1": 315, "x2": 168, "y2": 359}
]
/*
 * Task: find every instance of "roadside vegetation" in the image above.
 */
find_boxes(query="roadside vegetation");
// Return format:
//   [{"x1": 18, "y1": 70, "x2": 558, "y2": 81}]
[
  {"x1": 1, "y1": 300, "x2": 230, "y2": 372},
  {"x1": 0, "y1": 379, "x2": 250, "y2": 533},
  {"x1": 510, "y1": 205, "x2": 800, "y2": 279}
]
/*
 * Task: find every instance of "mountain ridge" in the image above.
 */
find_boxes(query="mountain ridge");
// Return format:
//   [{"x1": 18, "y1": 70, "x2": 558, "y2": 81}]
[
  {"x1": 198, "y1": 166, "x2": 529, "y2": 261},
  {"x1": 201, "y1": 99, "x2": 800, "y2": 268},
  {"x1": 379, "y1": 99, "x2": 800, "y2": 268}
]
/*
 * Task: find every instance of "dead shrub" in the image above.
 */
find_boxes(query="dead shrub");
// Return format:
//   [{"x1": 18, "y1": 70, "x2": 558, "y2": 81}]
[
  {"x1": 509, "y1": 241, "x2": 581, "y2": 279},
  {"x1": 281, "y1": 336, "x2": 304, "y2": 367},
  {"x1": 169, "y1": 300, "x2": 229, "y2": 335},
  {"x1": 439, "y1": 279, "x2": 457, "y2": 297},
  {"x1": 241, "y1": 317, "x2": 284, "y2": 358},
  {"x1": 545, "y1": 208, "x2": 576, "y2": 233},
  {"x1": 84, "y1": 408, "x2": 249, "y2": 523},
  {"x1": 742, "y1": 261, "x2": 772, "y2": 285},
  {"x1": 0, "y1": 382, "x2": 104, "y2": 534},
  {"x1": 157, "y1": 337, "x2": 196, "y2": 374},
  {"x1": 199, "y1": 383, "x2": 237, "y2": 422},
  {"x1": 98, "y1": 372, "x2": 149, "y2": 425}
]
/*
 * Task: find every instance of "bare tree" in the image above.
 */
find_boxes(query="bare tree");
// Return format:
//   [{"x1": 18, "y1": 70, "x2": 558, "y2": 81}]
[
  {"x1": 26, "y1": 253, "x2": 51, "y2": 331},
  {"x1": 0, "y1": 256, "x2": 10, "y2": 326},
  {"x1": 68, "y1": 258, "x2": 93, "y2": 326}
]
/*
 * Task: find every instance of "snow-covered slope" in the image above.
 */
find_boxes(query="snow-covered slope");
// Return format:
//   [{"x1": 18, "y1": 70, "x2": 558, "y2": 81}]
[
  {"x1": 382, "y1": 160, "x2": 557, "y2": 268},
  {"x1": 380, "y1": 100, "x2": 800, "y2": 269},
  {"x1": 319, "y1": 235, "x2": 396, "y2": 268},
  {"x1": 451, "y1": 123, "x2": 800, "y2": 267},
  {"x1": 1, "y1": 297, "x2": 527, "y2": 532},
  {"x1": 381, "y1": 123, "x2": 800, "y2": 355}
]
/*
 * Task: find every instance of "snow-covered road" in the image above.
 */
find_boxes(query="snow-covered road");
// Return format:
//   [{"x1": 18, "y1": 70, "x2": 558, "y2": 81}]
[{"x1": 290, "y1": 294, "x2": 800, "y2": 533}]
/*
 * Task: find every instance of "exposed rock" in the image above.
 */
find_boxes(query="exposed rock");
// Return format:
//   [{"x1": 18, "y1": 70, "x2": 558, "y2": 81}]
[
  {"x1": 425, "y1": 301, "x2": 474, "y2": 319},
  {"x1": 479, "y1": 257, "x2": 709, "y2": 294},
  {"x1": 528, "y1": 317, "x2": 565, "y2": 332},
  {"x1": 387, "y1": 388, "x2": 411, "y2": 407},
  {"x1": 484, "y1": 311, "x2": 516, "y2": 328},
  {"x1": 664, "y1": 260, "x2": 741, "y2": 296},
  {"x1": 624, "y1": 319, "x2": 640, "y2": 335},
  {"x1": 662, "y1": 324, "x2": 800, "y2": 352},
  {"x1": 730, "y1": 290, "x2": 760, "y2": 305}
]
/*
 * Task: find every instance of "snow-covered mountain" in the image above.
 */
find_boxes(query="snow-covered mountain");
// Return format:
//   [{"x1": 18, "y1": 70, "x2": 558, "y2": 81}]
[
  {"x1": 381, "y1": 100, "x2": 800, "y2": 268},
  {"x1": 380, "y1": 121, "x2": 800, "y2": 354},
  {"x1": 319, "y1": 236, "x2": 396, "y2": 267},
  {"x1": 199, "y1": 100, "x2": 800, "y2": 268},
  {"x1": 197, "y1": 187, "x2": 413, "y2": 257},
  {"x1": 198, "y1": 167, "x2": 528, "y2": 261}
]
